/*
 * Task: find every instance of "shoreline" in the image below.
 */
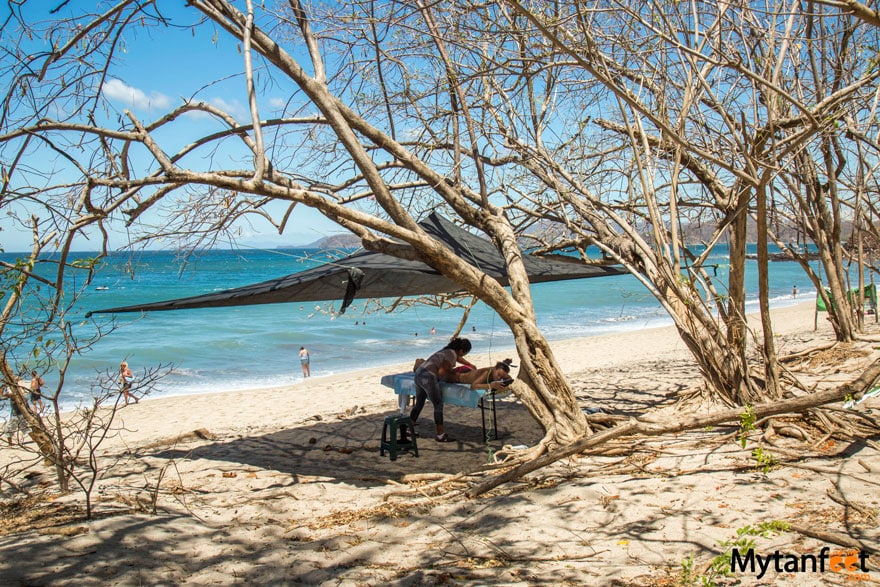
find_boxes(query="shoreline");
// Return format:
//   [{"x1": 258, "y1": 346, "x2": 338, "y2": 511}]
[
  {"x1": 100, "y1": 301, "x2": 828, "y2": 450},
  {"x1": 112, "y1": 297, "x2": 816, "y2": 409},
  {"x1": 49, "y1": 280, "x2": 813, "y2": 410},
  {"x1": 4, "y1": 300, "x2": 877, "y2": 587}
]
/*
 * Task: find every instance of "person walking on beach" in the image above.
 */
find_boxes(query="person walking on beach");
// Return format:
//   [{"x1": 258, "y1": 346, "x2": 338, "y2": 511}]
[
  {"x1": 299, "y1": 346, "x2": 311, "y2": 378},
  {"x1": 120, "y1": 361, "x2": 137, "y2": 405},
  {"x1": 410, "y1": 337, "x2": 476, "y2": 443},
  {"x1": 29, "y1": 370, "x2": 45, "y2": 411}
]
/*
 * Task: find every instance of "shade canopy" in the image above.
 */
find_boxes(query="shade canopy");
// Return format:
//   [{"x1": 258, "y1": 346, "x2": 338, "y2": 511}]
[{"x1": 88, "y1": 213, "x2": 625, "y2": 316}]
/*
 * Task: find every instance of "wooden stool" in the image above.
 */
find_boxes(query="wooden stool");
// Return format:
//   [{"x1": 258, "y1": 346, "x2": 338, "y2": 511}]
[{"x1": 380, "y1": 415, "x2": 419, "y2": 461}]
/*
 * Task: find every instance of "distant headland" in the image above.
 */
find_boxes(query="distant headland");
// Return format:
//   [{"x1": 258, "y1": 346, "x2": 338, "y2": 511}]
[{"x1": 291, "y1": 233, "x2": 362, "y2": 249}]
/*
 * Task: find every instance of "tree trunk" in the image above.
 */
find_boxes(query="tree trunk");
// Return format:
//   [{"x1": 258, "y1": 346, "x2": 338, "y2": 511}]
[
  {"x1": 799, "y1": 152, "x2": 856, "y2": 342},
  {"x1": 726, "y1": 195, "x2": 750, "y2": 375},
  {"x1": 508, "y1": 322, "x2": 591, "y2": 444},
  {"x1": 650, "y1": 275, "x2": 753, "y2": 406},
  {"x1": 6, "y1": 385, "x2": 66, "y2": 489},
  {"x1": 724, "y1": 197, "x2": 762, "y2": 404},
  {"x1": 755, "y1": 179, "x2": 781, "y2": 399}
]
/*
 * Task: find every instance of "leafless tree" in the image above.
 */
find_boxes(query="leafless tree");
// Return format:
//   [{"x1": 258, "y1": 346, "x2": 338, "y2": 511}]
[
  {"x1": 1, "y1": 0, "x2": 605, "y2": 450},
  {"x1": 488, "y1": 0, "x2": 879, "y2": 404},
  {"x1": 0, "y1": 209, "x2": 170, "y2": 516},
  {"x1": 761, "y1": 3, "x2": 880, "y2": 341},
  {"x1": 3, "y1": 0, "x2": 877, "y2": 456},
  {"x1": 0, "y1": 3, "x2": 175, "y2": 511}
]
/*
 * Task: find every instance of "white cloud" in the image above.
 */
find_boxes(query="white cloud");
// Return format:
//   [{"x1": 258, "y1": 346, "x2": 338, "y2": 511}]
[
  {"x1": 102, "y1": 79, "x2": 172, "y2": 111},
  {"x1": 269, "y1": 97, "x2": 287, "y2": 110}
]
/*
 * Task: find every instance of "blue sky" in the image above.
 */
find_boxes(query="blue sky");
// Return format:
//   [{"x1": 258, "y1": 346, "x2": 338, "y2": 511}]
[{"x1": 1, "y1": 2, "x2": 346, "y2": 252}]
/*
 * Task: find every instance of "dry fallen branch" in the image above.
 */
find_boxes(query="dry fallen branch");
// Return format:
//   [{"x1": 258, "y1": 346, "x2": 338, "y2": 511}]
[
  {"x1": 468, "y1": 357, "x2": 880, "y2": 497},
  {"x1": 825, "y1": 488, "x2": 877, "y2": 521},
  {"x1": 384, "y1": 472, "x2": 468, "y2": 502},
  {"x1": 779, "y1": 341, "x2": 839, "y2": 364},
  {"x1": 788, "y1": 524, "x2": 879, "y2": 567},
  {"x1": 136, "y1": 429, "x2": 217, "y2": 452}
]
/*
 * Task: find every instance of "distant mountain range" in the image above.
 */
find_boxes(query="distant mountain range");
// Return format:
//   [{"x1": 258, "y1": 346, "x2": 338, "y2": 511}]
[
  {"x1": 297, "y1": 233, "x2": 362, "y2": 249},
  {"x1": 292, "y1": 217, "x2": 857, "y2": 251}
]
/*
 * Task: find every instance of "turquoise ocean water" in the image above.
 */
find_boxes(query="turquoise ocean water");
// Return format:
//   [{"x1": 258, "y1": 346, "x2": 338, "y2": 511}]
[{"x1": 5, "y1": 245, "x2": 824, "y2": 410}]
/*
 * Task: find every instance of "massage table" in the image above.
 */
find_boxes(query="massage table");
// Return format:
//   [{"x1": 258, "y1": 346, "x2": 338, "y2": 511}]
[{"x1": 380, "y1": 372, "x2": 509, "y2": 440}]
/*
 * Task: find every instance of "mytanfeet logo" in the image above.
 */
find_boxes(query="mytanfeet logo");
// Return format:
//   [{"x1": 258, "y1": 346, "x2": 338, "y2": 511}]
[{"x1": 731, "y1": 547, "x2": 871, "y2": 582}]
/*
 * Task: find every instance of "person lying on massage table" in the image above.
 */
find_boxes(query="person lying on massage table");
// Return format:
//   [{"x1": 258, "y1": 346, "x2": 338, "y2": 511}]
[{"x1": 439, "y1": 358, "x2": 515, "y2": 391}]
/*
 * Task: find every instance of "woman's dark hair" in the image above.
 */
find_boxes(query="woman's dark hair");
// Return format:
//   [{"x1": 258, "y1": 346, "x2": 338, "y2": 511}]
[
  {"x1": 495, "y1": 358, "x2": 514, "y2": 372},
  {"x1": 445, "y1": 337, "x2": 472, "y2": 354}
]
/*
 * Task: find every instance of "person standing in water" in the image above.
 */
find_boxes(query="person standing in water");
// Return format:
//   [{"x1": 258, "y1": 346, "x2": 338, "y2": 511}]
[{"x1": 299, "y1": 346, "x2": 311, "y2": 378}]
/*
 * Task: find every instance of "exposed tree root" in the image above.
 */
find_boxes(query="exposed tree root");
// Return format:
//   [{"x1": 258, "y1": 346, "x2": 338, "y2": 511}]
[
  {"x1": 467, "y1": 356, "x2": 880, "y2": 498},
  {"x1": 467, "y1": 420, "x2": 641, "y2": 497},
  {"x1": 771, "y1": 421, "x2": 811, "y2": 441},
  {"x1": 825, "y1": 488, "x2": 877, "y2": 521},
  {"x1": 489, "y1": 436, "x2": 552, "y2": 465},
  {"x1": 383, "y1": 472, "x2": 469, "y2": 502}
]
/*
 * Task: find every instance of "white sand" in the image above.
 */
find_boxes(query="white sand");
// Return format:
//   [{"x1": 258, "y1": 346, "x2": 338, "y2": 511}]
[{"x1": 1, "y1": 302, "x2": 878, "y2": 585}]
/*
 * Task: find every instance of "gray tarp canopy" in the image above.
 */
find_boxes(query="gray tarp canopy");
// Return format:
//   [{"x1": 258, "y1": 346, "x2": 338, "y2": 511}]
[{"x1": 88, "y1": 213, "x2": 625, "y2": 316}]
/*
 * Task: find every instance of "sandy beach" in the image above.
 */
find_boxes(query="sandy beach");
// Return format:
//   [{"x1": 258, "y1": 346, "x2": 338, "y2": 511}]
[{"x1": 1, "y1": 301, "x2": 879, "y2": 585}]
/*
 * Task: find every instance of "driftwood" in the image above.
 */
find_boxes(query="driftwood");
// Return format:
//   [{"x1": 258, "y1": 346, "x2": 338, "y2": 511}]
[
  {"x1": 384, "y1": 472, "x2": 467, "y2": 502},
  {"x1": 135, "y1": 429, "x2": 217, "y2": 452},
  {"x1": 788, "y1": 524, "x2": 878, "y2": 566},
  {"x1": 467, "y1": 357, "x2": 880, "y2": 497}
]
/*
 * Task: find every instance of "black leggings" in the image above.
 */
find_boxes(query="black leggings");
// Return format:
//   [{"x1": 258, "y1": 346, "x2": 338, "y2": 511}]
[{"x1": 410, "y1": 368, "x2": 443, "y2": 426}]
